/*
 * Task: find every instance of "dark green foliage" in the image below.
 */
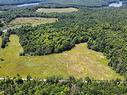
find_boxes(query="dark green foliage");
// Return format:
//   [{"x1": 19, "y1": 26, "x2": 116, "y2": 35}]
[
  {"x1": 0, "y1": 58, "x2": 4, "y2": 61},
  {"x1": 0, "y1": 76, "x2": 127, "y2": 95},
  {"x1": 0, "y1": 20, "x2": 3, "y2": 27},
  {"x1": 13, "y1": 24, "x2": 87, "y2": 55},
  {"x1": 1, "y1": 29, "x2": 11, "y2": 48},
  {"x1": 0, "y1": 31, "x2": 2, "y2": 36}
]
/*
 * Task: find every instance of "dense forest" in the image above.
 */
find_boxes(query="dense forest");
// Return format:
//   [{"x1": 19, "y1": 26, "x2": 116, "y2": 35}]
[{"x1": 0, "y1": 75, "x2": 127, "y2": 95}]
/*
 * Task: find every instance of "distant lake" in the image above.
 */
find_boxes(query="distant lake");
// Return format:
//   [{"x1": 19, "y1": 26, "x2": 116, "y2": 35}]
[
  {"x1": 109, "y1": 1, "x2": 123, "y2": 7},
  {"x1": 15, "y1": 0, "x2": 125, "y2": 8},
  {"x1": 17, "y1": 2, "x2": 39, "y2": 7}
]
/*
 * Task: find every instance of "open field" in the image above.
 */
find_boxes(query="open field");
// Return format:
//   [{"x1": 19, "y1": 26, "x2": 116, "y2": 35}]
[
  {"x1": 36, "y1": 8, "x2": 78, "y2": 13},
  {"x1": 8, "y1": 17, "x2": 58, "y2": 27},
  {"x1": 0, "y1": 35, "x2": 123, "y2": 80}
]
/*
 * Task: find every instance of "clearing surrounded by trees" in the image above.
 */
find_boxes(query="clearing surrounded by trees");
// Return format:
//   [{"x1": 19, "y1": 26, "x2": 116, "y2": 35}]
[
  {"x1": 8, "y1": 17, "x2": 58, "y2": 27},
  {"x1": 36, "y1": 8, "x2": 78, "y2": 13},
  {"x1": 0, "y1": 35, "x2": 123, "y2": 80}
]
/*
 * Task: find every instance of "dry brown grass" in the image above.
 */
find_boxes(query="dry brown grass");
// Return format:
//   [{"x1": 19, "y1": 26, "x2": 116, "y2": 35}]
[
  {"x1": 36, "y1": 8, "x2": 78, "y2": 13},
  {"x1": 8, "y1": 17, "x2": 58, "y2": 27}
]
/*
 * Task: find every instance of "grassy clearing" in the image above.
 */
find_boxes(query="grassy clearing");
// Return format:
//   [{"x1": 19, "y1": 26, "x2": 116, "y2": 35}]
[
  {"x1": 8, "y1": 17, "x2": 58, "y2": 27},
  {"x1": 36, "y1": 8, "x2": 78, "y2": 13},
  {"x1": 0, "y1": 35, "x2": 123, "y2": 80}
]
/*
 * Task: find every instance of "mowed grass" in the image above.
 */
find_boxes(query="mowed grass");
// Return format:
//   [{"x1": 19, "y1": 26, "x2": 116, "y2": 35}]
[
  {"x1": 8, "y1": 17, "x2": 58, "y2": 27},
  {"x1": 0, "y1": 35, "x2": 123, "y2": 80},
  {"x1": 36, "y1": 8, "x2": 78, "y2": 13}
]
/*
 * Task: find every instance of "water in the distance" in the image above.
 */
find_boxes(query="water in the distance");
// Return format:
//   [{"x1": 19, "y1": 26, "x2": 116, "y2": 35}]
[
  {"x1": 109, "y1": 1, "x2": 123, "y2": 7},
  {"x1": 17, "y1": 2, "x2": 39, "y2": 7}
]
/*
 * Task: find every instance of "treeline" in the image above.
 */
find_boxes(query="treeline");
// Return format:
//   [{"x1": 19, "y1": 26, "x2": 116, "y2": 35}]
[
  {"x1": 0, "y1": 30, "x2": 2, "y2": 36},
  {"x1": 1, "y1": 29, "x2": 11, "y2": 48},
  {"x1": 11, "y1": 23, "x2": 88, "y2": 56},
  {"x1": 0, "y1": 75, "x2": 127, "y2": 95},
  {"x1": 0, "y1": 20, "x2": 4, "y2": 27}
]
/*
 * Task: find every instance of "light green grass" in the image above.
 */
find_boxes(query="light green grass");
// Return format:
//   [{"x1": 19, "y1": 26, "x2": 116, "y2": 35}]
[
  {"x1": 0, "y1": 35, "x2": 123, "y2": 80},
  {"x1": 36, "y1": 8, "x2": 78, "y2": 13},
  {"x1": 8, "y1": 17, "x2": 58, "y2": 27}
]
